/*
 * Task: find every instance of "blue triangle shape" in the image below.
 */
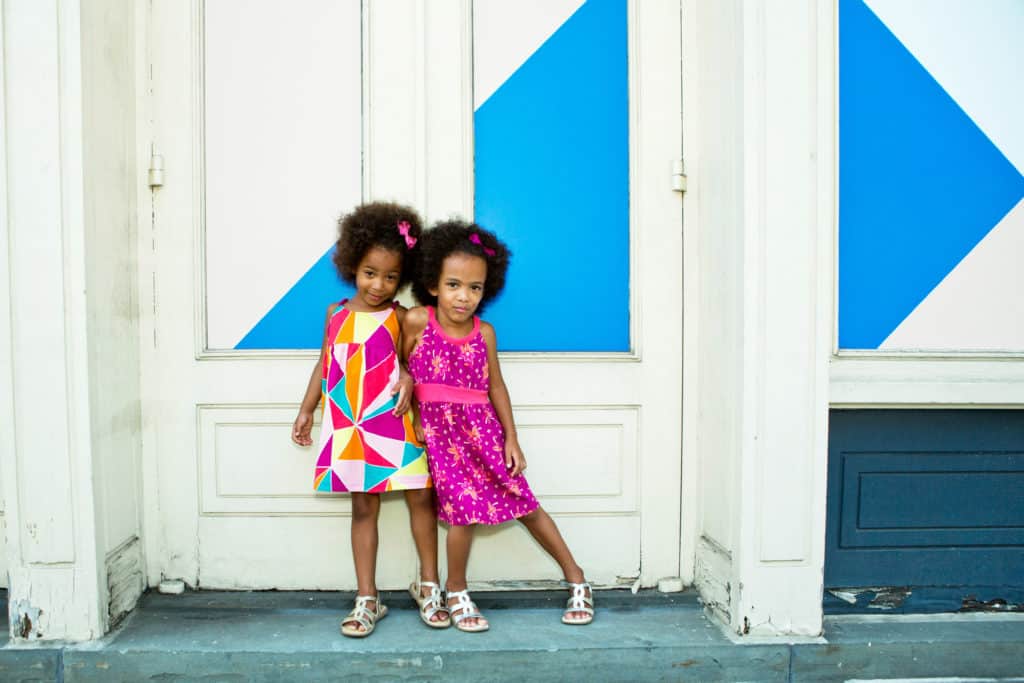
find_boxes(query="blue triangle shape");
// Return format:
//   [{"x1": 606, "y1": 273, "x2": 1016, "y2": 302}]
[
  {"x1": 401, "y1": 442, "x2": 424, "y2": 467},
  {"x1": 474, "y1": 0, "x2": 629, "y2": 351},
  {"x1": 316, "y1": 471, "x2": 334, "y2": 492},
  {"x1": 328, "y1": 375, "x2": 354, "y2": 423},
  {"x1": 363, "y1": 464, "x2": 394, "y2": 491},
  {"x1": 235, "y1": 247, "x2": 353, "y2": 349},
  {"x1": 838, "y1": 0, "x2": 1024, "y2": 349}
]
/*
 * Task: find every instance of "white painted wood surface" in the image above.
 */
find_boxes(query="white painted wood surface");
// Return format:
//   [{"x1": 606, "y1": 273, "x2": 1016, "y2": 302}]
[
  {"x1": 143, "y1": 0, "x2": 684, "y2": 590},
  {"x1": 685, "y1": 0, "x2": 834, "y2": 636},
  {"x1": 0, "y1": 0, "x2": 119, "y2": 640},
  {"x1": 81, "y1": 0, "x2": 146, "y2": 621}
]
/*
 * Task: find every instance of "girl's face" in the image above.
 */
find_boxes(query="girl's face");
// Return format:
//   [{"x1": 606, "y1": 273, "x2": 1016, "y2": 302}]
[
  {"x1": 429, "y1": 252, "x2": 487, "y2": 328},
  {"x1": 350, "y1": 246, "x2": 402, "y2": 311}
]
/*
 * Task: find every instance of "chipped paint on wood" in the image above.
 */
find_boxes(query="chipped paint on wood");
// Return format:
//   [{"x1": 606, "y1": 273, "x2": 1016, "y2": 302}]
[
  {"x1": 694, "y1": 536, "x2": 732, "y2": 625},
  {"x1": 10, "y1": 600, "x2": 42, "y2": 639},
  {"x1": 107, "y1": 536, "x2": 145, "y2": 628}
]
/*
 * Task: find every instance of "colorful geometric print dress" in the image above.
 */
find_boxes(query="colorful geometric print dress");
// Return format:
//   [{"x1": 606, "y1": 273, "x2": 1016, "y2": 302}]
[
  {"x1": 315, "y1": 301, "x2": 430, "y2": 493},
  {"x1": 408, "y1": 307, "x2": 539, "y2": 525}
]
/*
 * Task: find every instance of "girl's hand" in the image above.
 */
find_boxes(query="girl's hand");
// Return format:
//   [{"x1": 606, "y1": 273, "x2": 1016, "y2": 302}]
[
  {"x1": 505, "y1": 439, "x2": 527, "y2": 477},
  {"x1": 292, "y1": 411, "x2": 314, "y2": 446},
  {"x1": 392, "y1": 370, "x2": 414, "y2": 415}
]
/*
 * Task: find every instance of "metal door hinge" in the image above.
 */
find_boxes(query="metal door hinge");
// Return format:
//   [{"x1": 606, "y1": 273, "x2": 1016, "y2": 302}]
[
  {"x1": 671, "y1": 159, "x2": 687, "y2": 193},
  {"x1": 148, "y1": 148, "x2": 165, "y2": 188}
]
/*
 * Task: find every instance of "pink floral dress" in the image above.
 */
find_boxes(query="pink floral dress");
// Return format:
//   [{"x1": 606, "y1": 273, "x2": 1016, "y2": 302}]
[{"x1": 408, "y1": 307, "x2": 539, "y2": 525}]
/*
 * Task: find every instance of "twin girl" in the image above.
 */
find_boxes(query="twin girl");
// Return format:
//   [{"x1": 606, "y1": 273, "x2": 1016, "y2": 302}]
[{"x1": 291, "y1": 202, "x2": 594, "y2": 637}]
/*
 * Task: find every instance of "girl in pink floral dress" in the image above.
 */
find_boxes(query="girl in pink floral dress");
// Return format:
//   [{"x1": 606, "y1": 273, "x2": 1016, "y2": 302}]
[{"x1": 403, "y1": 220, "x2": 594, "y2": 632}]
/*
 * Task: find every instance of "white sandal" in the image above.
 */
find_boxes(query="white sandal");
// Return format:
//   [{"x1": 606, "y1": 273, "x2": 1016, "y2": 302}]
[
  {"x1": 562, "y1": 582, "x2": 594, "y2": 625},
  {"x1": 409, "y1": 580, "x2": 451, "y2": 629},
  {"x1": 447, "y1": 589, "x2": 489, "y2": 633},
  {"x1": 340, "y1": 595, "x2": 388, "y2": 637}
]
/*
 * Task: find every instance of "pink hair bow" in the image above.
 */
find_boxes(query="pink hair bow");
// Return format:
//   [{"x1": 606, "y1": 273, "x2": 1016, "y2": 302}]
[
  {"x1": 397, "y1": 220, "x2": 417, "y2": 249},
  {"x1": 469, "y1": 233, "x2": 495, "y2": 256}
]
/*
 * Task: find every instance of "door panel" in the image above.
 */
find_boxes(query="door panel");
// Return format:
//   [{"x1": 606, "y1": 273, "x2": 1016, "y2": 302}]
[
  {"x1": 204, "y1": 0, "x2": 362, "y2": 351},
  {"x1": 474, "y1": 0, "x2": 630, "y2": 351},
  {"x1": 826, "y1": 409, "x2": 1024, "y2": 609}
]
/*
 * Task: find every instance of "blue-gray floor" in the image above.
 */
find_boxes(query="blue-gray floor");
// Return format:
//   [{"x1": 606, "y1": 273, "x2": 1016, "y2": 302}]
[{"x1": 1, "y1": 589, "x2": 1022, "y2": 682}]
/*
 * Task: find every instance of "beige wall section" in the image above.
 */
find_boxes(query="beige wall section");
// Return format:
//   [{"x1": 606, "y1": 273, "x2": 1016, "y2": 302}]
[{"x1": 81, "y1": 0, "x2": 146, "y2": 626}]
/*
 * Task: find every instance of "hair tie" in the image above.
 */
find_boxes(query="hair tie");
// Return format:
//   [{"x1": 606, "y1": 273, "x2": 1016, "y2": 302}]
[
  {"x1": 397, "y1": 220, "x2": 417, "y2": 249},
  {"x1": 469, "y1": 233, "x2": 495, "y2": 257}
]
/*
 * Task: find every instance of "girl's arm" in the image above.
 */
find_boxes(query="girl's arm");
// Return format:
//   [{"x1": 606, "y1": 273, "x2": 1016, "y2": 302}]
[
  {"x1": 400, "y1": 306, "x2": 430, "y2": 441},
  {"x1": 480, "y1": 322, "x2": 526, "y2": 476},
  {"x1": 391, "y1": 306, "x2": 414, "y2": 415},
  {"x1": 291, "y1": 303, "x2": 337, "y2": 446},
  {"x1": 400, "y1": 306, "x2": 429, "y2": 359}
]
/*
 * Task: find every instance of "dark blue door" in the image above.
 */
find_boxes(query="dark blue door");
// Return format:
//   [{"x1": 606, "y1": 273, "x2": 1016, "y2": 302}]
[{"x1": 826, "y1": 410, "x2": 1024, "y2": 612}]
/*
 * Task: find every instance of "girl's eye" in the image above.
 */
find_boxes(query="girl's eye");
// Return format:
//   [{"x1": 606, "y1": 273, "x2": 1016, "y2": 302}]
[{"x1": 472, "y1": 285, "x2": 482, "y2": 292}]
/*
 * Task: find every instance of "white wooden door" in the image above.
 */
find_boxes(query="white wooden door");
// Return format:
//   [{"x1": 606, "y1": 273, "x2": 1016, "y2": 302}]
[{"x1": 143, "y1": 0, "x2": 682, "y2": 590}]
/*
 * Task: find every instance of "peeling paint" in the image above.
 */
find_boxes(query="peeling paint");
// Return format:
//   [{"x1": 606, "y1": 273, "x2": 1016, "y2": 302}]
[
  {"x1": 827, "y1": 586, "x2": 913, "y2": 610},
  {"x1": 694, "y1": 537, "x2": 732, "y2": 626},
  {"x1": 867, "y1": 587, "x2": 911, "y2": 610},
  {"x1": 829, "y1": 589, "x2": 859, "y2": 604},
  {"x1": 11, "y1": 600, "x2": 43, "y2": 639},
  {"x1": 107, "y1": 536, "x2": 145, "y2": 628},
  {"x1": 962, "y1": 595, "x2": 1024, "y2": 612}
]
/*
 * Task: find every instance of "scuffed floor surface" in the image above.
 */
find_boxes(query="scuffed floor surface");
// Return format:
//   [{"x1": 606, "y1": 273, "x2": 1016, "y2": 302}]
[{"x1": 0, "y1": 590, "x2": 1022, "y2": 681}]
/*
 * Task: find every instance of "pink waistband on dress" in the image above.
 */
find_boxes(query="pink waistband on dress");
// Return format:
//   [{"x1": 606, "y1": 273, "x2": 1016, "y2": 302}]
[{"x1": 414, "y1": 383, "x2": 490, "y2": 405}]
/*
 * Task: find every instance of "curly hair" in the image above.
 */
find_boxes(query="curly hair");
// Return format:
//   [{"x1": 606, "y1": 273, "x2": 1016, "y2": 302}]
[
  {"x1": 333, "y1": 201, "x2": 423, "y2": 286},
  {"x1": 412, "y1": 219, "x2": 510, "y2": 312}
]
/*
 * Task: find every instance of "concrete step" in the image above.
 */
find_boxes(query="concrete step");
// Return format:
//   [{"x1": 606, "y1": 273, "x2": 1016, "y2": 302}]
[{"x1": 1, "y1": 590, "x2": 1022, "y2": 682}]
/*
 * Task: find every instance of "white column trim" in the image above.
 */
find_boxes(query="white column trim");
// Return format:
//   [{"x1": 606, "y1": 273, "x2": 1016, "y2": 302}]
[
  {"x1": 1, "y1": 0, "x2": 105, "y2": 640},
  {"x1": 729, "y1": 0, "x2": 833, "y2": 637}
]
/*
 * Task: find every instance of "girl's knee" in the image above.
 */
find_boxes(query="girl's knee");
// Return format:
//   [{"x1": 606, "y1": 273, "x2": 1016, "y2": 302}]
[
  {"x1": 350, "y1": 494, "x2": 380, "y2": 521},
  {"x1": 518, "y1": 507, "x2": 543, "y2": 525},
  {"x1": 448, "y1": 523, "x2": 476, "y2": 538},
  {"x1": 404, "y1": 488, "x2": 433, "y2": 510}
]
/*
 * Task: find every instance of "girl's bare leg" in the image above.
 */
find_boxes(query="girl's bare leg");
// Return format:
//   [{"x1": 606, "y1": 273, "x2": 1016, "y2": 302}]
[
  {"x1": 519, "y1": 507, "x2": 590, "y2": 620},
  {"x1": 403, "y1": 488, "x2": 447, "y2": 623},
  {"x1": 346, "y1": 492, "x2": 381, "y2": 632},
  {"x1": 445, "y1": 524, "x2": 487, "y2": 629}
]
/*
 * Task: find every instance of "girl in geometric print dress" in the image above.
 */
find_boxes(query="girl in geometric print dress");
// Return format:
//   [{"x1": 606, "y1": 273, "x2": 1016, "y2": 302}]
[
  {"x1": 403, "y1": 219, "x2": 594, "y2": 632},
  {"x1": 291, "y1": 202, "x2": 450, "y2": 637}
]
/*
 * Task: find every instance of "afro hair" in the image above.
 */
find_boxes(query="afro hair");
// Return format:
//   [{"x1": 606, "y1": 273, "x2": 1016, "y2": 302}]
[
  {"x1": 412, "y1": 219, "x2": 510, "y2": 313},
  {"x1": 332, "y1": 201, "x2": 423, "y2": 287}
]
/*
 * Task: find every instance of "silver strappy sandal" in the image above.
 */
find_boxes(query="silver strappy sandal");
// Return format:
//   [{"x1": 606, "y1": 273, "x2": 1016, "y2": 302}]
[
  {"x1": 340, "y1": 595, "x2": 388, "y2": 637},
  {"x1": 562, "y1": 582, "x2": 594, "y2": 625},
  {"x1": 409, "y1": 580, "x2": 451, "y2": 628},
  {"x1": 447, "y1": 589, "x2": 489, "y2": 633}
]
